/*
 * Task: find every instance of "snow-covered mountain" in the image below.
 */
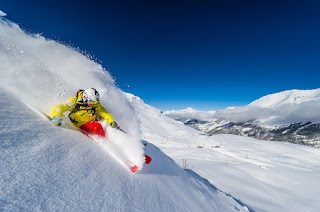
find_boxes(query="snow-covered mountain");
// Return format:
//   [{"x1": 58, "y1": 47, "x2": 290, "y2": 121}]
[
  {"x1": 249, "y1": 89, "x2": 320, "y2": 108},
  {"x1": 0, "y1": 15, "x2": 246, "y2": 211},
  {"x1": 128, "y1": 93, "x2": 320, "y2": 212},
  {"x1": 166, "y1": 89, "x2": 320, "y2": 147}
]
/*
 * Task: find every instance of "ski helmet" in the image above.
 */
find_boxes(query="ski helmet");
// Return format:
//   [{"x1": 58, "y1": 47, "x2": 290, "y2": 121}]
[{"x1": 83, "y1": 88, "x2": 100, "y2": 106}]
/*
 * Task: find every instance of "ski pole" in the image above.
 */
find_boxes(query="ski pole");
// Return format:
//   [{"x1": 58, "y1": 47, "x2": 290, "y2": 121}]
[{"x1": 117, "y1": 127, "x2": 127, "y2": 134}]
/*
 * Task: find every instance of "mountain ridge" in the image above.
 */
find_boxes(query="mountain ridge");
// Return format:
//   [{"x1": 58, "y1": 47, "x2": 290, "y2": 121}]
[
  {"x1": 165, "y1": 88, "x2": 320, "y2": 147},
  {"x1": 127, "y1": 91, "x2": 320, "y2": 211}
]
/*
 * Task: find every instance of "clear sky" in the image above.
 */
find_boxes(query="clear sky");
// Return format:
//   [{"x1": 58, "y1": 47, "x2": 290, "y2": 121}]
[{"x1": 1, "y1": 0, "x2": 320, "y2": 110}]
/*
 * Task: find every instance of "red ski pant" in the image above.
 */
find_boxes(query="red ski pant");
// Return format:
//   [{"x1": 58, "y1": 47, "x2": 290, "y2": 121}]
[{"x1": 80, "y1": 121, "x2": 106, "y2": 137}]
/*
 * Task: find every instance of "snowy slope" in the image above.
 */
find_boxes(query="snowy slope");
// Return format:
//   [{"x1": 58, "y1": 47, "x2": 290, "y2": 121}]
[
  {"x1": 0, "y1": 89, "x2": 245, "y2": 211},
  {"x1": 128, "y1": 94, "x2": 320, "y2": 212},
  {"x1": 0, "y1": 15, "x2": 245, "y2": 211}
]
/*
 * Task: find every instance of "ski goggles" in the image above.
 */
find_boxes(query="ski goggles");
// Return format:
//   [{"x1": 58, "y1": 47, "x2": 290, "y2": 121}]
[{"x1": 86, "y1": 99, "x2": 98, "y2": 105}]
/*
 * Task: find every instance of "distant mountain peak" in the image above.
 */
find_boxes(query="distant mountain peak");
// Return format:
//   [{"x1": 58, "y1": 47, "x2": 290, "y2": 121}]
[
  {"x1": 249, "y1": 88, "x2": 320, "y2": 108},
  {"x1": 181, "y1": 107, "x2": 198, "y2": 113}
]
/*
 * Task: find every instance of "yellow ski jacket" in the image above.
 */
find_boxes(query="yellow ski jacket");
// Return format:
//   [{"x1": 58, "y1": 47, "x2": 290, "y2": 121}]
[{"x1": 50, "y1": 90, "x2": 115, "y2": 127}]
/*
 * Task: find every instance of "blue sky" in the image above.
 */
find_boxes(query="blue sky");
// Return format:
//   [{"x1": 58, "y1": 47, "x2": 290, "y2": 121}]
[{"x1": 1, "y1": 0, "x2": 320, "y2": 110}]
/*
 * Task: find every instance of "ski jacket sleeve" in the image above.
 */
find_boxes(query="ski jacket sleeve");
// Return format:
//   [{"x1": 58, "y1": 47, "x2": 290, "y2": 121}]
[
  {"x1": 50, "y1": 97, "x2": 77, "y2": 118},
  {"x1": 95, "y1": 102, "x2": 115, "y2": 125}
]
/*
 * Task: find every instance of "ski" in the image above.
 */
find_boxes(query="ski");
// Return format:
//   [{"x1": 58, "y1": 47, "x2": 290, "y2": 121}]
[
  {"x1": 126, "y1": 161, "x2": 139, "y2": 173},
  {"x1": 130, "y1": 165, "x2": 139, "y2": 173},
  {"x1": 125, "y1": 154, "x2": 152, "y2": 173}
]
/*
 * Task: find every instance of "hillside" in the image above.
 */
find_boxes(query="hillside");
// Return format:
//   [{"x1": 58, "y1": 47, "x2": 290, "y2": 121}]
[{"x1": 128, "y1": 93, "x2": 320, "y2": 211}]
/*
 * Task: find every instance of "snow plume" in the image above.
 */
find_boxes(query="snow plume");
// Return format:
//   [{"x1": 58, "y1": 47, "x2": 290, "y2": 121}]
[
  {"x1": 0, "y1": 17, "x2": 143, "y2": 164},
  {"x1": 0, "y1": 10, "x2": 6, "y2": 17}
]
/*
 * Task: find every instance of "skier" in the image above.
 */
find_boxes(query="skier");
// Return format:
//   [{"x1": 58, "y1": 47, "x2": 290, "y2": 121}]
[
  {"x1": 50, "y1": 88, "x2": 118, "y2": 137},
  {"x1": 50, "y1": 88, "x2": 152, "y2": 165}
]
